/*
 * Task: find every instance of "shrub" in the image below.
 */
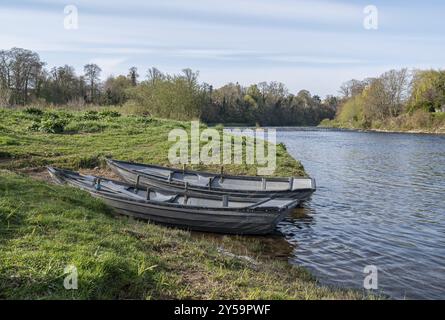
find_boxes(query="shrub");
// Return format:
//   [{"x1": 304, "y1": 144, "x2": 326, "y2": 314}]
[
  {"x1": 23, "y1": 107, "x2": 44, "y2": 116},
  {"x1": 408, "y1": 110, "x2": 432, "y2": 129},
  {"x1": 28, "y1": 113, "x2": 68, "y2": 134},
  {"x1": 39, "y1": 117, "x2": 67, "y2": 133},
  {"x1": 99, "y1": 110, "x2": 121, "y2": 118},
  {"x1": 81, "y1": 110, "x2": 100, "y2": 121},
  {"x1": 319, "y1": 119, "x2": 332, "y2": 127},
  {"x1": 65, "y1": 120, "x2": 108, "y2": 133},
  {"x1": 0, "y1": 136, "x2": 20, "y2": 146},
  {"x1": 28, "y1": 121, "x2": 41, "y2": 131}
]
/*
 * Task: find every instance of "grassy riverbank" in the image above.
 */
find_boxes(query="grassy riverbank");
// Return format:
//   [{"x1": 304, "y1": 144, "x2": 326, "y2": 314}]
[{"x1": 0, "y1": 107, "x2": 369, "y2": 299}]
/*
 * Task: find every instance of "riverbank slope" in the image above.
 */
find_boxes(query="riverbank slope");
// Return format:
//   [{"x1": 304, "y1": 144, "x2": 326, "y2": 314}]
[{"x1": 0, "y1": 107, "x2": 369, "y2": 299}]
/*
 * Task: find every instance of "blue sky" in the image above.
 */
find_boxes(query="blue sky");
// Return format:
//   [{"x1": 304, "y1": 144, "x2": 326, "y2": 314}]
[{"x1": 1, "y1": 0, "x2": 444, "y2": 96}]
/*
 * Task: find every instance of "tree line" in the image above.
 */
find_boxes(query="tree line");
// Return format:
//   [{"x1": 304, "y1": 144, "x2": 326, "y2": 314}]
[
  {"x1": 331, "y1": 68, "x2": 445, "y2": 129},
  {"x1": 0, "y1": 47, "x2": 336, "y2": 125}
]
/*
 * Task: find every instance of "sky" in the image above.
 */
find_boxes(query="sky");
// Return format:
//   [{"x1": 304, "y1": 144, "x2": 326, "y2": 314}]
[{"x1": 1, "y1": 0, "x2": 445, "y2": 97}]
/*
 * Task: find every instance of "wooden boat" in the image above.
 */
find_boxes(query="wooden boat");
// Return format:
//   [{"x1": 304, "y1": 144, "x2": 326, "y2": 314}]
[
  {"x1": 47, "y1": 167, "x2": 300, "y2": 235},
  {"x1": 106, "y1": 159, "x2": 316, "y2": 201}
]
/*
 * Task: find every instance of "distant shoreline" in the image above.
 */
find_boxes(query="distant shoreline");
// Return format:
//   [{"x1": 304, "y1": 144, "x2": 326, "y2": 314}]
[
  {"x1": 318, "y1": 125, "x2": 445, "y2": 136},
  {"x1": 216, "y1": 124, "x2": 445, "y2": 135}
]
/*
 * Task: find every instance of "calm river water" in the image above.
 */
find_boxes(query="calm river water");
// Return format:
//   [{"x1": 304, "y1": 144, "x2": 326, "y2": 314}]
[{"x1": 275, "y1": 128, "x2": 445, "y2": 299}]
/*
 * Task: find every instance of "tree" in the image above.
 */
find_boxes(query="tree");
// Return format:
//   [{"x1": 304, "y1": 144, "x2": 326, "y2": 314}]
[
  {"x1": 41, "y1": 65, "x2": 81, "y2": 104},
  {"x1": 339, "y1": 79, "x2": 372, "y2": 99},
  {"x1": 128, "y1": 67, "x2": 139, "y2": 86},
  {"x1": 84, "y1": 63, "x2": 102, "y2": 104},
  {"x1": 380, "y1": 68, "x2": 410, "y2": 117},
  {"x1": 0, "y1": 50, "x2": 12, "y2": 105},
  {"x1": 182, "y1": 68, "x2": 199, "y2": 87},
  {"x1": 146, "y1": 67, "x2": 164, "y2": 84},
  {"x1": 127, "y1": 68, "x2": 205, "y2": 120},
  {"x1": 337, "y1": 95, "x2": 365, "y2": 124},
  {"x1": 0, "y1": 48, "x2": 44, "y2": 105},
  {"x1": 409, "y1": 69, "x2": 445, "y2": 112},
  {"x1": 103, "y1": 75, "x2": 131, "y2": 105},
  {"x1": 324, "y1": 95, "x2": 339, "y2": 111},
  {"x1": 361, "y1": 69, "x2": 410, "y2": 121}
]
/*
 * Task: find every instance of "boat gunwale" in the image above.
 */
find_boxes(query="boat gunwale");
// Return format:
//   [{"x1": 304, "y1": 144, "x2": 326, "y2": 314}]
[{"x1": 107, "y1": 158, "x2": 316, "y2": 193}]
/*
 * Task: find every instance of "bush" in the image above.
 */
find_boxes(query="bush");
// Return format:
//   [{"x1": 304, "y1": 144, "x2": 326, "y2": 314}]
[
  {"x1": 433, "y1": 112, "x2": 445, "y2": 123},
  {"x1": 28, "y1": 121, "x2": 41, "y2": 131},
  {"x1": 99, "y1": 110, "x2": 121, "y2": 118},
  {"x1": 0, "y1": 137, "x2": 20, "y2": 146},
  {"x1": 121, "y1": 101, "x2": 151, "y2": 116},
  {"x1": 65, "y1": 120, "x2": 108, "y2": 133},
  {"x1": 408, "y1": 110, "x2": 432, "y2": 129},
  {"x1": 319, "y1": 119, "x2": 332, "y2": 127},
  {"x1": 81, "y1": 110, "x2": 100, "y2": 121},
  {"x1": 23, "y1": 107, "x2": 44, "y2": 116},
  {"x1": 29, "y1": 112, "x2": 68, "y2": 134},
  {"x1": 39, "y1": 117, "x2": 67, "y2": 133}
]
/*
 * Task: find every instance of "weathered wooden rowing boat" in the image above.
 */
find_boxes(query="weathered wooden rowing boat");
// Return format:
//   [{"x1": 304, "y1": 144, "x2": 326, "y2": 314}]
[
  {"x1": 106, "y1": 159, "x2": 316, "y2": 201},
  {"x1": 47, "y1": 167, "x2": 300, "y2": 235}
]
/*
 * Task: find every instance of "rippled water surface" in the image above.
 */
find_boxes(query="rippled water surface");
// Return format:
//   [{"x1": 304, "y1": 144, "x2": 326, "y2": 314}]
[{"x1": 276, "y1": 129, "x2": 445, "y2": 299}]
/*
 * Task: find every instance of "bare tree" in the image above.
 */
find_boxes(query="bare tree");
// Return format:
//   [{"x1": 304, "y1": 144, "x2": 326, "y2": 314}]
[
  {"x1": 43, "y1": 65, "x2": 80, "y2": 104},
  {"x1": 182, "y1": 68, "x2": 199, "y2": 87},
  {"x1": 339, "y1": 79, "x2": 373, "y2": 99},
  {"x1": 380, "y1": 68, "x2": 410, "y2": 117},
  {"x1": 84, "y1": 63, "x2": 102, "y2": 103},
  {"x1": 0, "y1": 48, "x2": 44, "y2": 105},
  {"x1": 0, "y1": 50, "x2": 12, "y2": 105},
  {"x1": 146, "y1": 67, "x2": 164, "y2": 84},
  {"x1": 363, "y1": 69, "x2": 410, "y2": 121}
]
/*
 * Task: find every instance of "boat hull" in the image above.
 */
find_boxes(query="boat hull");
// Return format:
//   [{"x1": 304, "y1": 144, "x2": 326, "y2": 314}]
[{"x1": 97, "y1": 193, "x2": 289, "y2": 235}]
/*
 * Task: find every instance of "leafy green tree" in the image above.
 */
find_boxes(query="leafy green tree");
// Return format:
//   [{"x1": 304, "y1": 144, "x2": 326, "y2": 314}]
[
  {"x1": 409, "y1": 69, "x2": 445, "y2": 112},
  {"x1": 103, "y1": 75, "x2": 132, "y2": 105}
]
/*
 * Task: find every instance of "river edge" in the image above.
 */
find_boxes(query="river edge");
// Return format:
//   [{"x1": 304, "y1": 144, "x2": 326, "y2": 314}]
[
  {"x1": 220, "y1": 124, "x2": 445, "y2": 135},
  {"x1": 318, "y1": 125, "x2": 445, "y2": 135}
]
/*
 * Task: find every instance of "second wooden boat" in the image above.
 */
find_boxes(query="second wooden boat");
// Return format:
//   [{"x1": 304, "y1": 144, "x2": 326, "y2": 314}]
[{"x1": 106, "y1": 159, "x2": 316, "y2": 201}]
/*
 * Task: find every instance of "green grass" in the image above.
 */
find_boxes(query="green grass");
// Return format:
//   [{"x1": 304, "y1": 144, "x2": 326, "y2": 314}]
[
  {"x1": 0, "y1": 107, "x2": 371, "y2": 299},
  {"x1": 0, "y1": 108, "x2": 305, "y2": 176},
  {"x1": 0, "y1": 170, "x2": 371, "y2": 299}
]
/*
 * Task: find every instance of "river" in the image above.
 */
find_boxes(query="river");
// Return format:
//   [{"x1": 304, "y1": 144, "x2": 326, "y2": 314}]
[{"x1": 275, "y1": 128, "x2": 445, "y2": 299}]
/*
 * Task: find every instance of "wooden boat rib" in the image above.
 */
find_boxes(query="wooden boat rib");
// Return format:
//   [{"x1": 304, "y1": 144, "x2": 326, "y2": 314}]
[
  {"x1": 47, "y1": 167, "x2": 300, "y2": 235},
  {"x1": 106, "y1": 159, "x2": 316, "y2": 201}
]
